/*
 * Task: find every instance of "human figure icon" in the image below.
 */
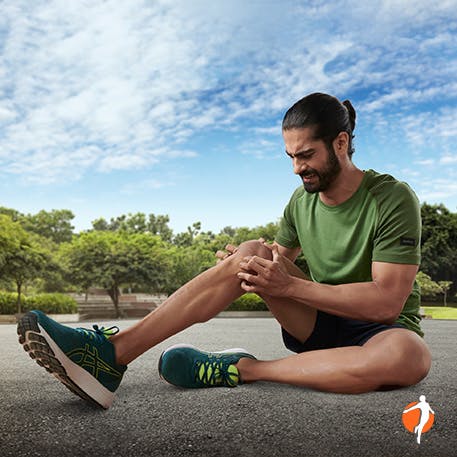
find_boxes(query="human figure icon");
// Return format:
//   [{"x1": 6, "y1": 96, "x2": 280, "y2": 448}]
[{"x1": 403, "y1": 395, "x2": 435, "y2": 444}]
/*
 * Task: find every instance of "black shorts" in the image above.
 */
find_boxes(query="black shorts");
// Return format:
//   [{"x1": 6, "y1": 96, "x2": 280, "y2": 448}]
[{"x1": 282, "y1": 310, "x2": 406, "y2": 353}]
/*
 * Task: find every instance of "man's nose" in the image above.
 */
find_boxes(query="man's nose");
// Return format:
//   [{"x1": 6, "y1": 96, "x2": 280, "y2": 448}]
[{"x1": 293, "y1": 158, "x2": 306, "y2": 175}]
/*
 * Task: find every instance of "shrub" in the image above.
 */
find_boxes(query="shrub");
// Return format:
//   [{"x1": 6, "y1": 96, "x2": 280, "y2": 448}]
[
  {"x1": 0, "y1": 292, "x2": 18, "y2": 314},
  {"x1": 227, "y1": 293, "x2": 268, "y2": 311},
  {"x1": 25, "y1": 293, "x2": 78, "y2": 314},
  {"x1": 0, "y1": 292, "x2": 78, "y2": 314}
]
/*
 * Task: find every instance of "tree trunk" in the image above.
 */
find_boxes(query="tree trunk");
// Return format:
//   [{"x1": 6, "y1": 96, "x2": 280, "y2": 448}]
[
  {"x1": 16, "y1": 282, "x2": 22, "y2": 315},
  {"x1": 107, "y1": 284, "x2": 121, "y2": 318}
]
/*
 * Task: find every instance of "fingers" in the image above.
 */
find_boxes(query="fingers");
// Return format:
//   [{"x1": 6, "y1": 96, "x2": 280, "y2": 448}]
[
  {"x1": 271, "y1": 244, "x2": 280, "y2": 261},
  {"x1": 240, "y1": 280, "x2": 260, "y2": 293},
  {"x1": 215, "y1": 244, "x2": 239, "y2": 263},
  {"x1": 216, "y1": 250, "x2": 227, "y2": 260},
  {"x1": 225, "y1": 244, "x2": 238, "y2": 254},
  {"x1": 238, "y1": 256, "x2": 277, "y2": 286},
  {"x1": 237, "y1": 271, "x2": 268, "y2": 289},
  {"x1": 241, "y1": 254, "x2": 273, "y2": 270}
]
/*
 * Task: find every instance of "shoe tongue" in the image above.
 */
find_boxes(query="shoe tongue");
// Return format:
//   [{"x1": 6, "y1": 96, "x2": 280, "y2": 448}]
[
  {"x1": 198, "y1": 362, "x2": 240, "y2": 386},
  {"x1": 93, "y1": 325, "x2": 120, "y2": 338},
  {"x1": 226, "y1": 365, "x2": 240, "y2": 386}
]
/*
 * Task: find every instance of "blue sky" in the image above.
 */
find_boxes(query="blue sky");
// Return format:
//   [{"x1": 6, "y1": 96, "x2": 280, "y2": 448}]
[{"x1": 1, "y1": 0, "x2": 457, "y2": 234}]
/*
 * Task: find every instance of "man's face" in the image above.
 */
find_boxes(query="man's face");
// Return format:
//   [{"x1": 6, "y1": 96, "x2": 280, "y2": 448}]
[{"x1": 282, "y1": 127, "x2": 341, "y2": 193}]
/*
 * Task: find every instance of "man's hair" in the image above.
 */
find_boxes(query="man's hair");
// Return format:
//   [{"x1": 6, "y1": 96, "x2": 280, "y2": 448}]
[{"x1": 282, "y1": 93, "x2": 356, "y2": 158}]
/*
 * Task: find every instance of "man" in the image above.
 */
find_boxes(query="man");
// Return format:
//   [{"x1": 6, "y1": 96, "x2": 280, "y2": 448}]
[{"x1": 17, "y1": 93, "x2": 431, "y2": 409}]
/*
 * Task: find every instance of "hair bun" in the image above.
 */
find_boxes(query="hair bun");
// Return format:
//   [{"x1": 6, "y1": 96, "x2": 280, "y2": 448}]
[{"x1": 342, "y1": 100, "x2": 356, "y2": 131}]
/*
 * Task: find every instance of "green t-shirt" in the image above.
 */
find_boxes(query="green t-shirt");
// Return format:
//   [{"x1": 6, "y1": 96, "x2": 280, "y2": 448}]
[{"x1": 275, "y1": 169, "x2": 423, "y2": 336}]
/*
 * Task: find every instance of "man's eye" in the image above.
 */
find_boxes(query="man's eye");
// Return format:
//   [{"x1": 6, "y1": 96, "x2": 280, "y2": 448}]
[{"x1": 287, "y1": 152, "x2": 313, "y2": 160}]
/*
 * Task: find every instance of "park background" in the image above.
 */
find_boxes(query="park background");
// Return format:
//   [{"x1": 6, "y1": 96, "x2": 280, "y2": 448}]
[
  {"x1": 1, "y1": 0, "x2": 457, "y2": 319},
  {"x1": 0, "y1": 203, "x2": 456, "y2": 319}
]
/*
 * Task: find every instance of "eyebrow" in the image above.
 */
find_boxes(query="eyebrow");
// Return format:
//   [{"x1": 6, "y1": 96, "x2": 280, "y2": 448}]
[{"x1": 285, "y1": 148, "x2": 315, "y2": 158}]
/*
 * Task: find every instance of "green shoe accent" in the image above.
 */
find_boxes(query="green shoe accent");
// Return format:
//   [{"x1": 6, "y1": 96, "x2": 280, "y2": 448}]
[
  {"x1": 17, "y1": 310, "x2": 127, "y2": 408},
  {"x1": 158, "y1": 344, "x2": 256, "y2": 389}
]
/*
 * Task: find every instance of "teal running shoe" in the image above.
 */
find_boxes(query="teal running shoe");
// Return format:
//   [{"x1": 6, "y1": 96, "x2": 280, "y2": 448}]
[
  {"x1": 158, "y1": 344, "x2": 256, "y2": 388},
  {"x1": 17, "y1": 310, "x2": 127, "y2": 409}
]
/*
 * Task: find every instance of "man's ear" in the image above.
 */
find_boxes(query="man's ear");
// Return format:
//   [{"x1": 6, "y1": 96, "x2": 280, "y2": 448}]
[{"x1": 333, "y1": 131, "x2": 350, "y2": 156}]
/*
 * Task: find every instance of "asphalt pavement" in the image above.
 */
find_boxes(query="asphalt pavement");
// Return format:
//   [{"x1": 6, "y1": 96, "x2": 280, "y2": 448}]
[{"x1": 1, "y1": 317, "x2": 456, "y2": 457}]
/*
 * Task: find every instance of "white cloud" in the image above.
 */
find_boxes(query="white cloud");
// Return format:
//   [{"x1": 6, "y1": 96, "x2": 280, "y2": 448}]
[
  {"x1": 121, "y1": 178, "x2": 172, "y2": 195},
  {"x1": 417, "y1": 179, "x2": 457, "y2": 202},
  {"x1": 401, "y1": 107, "x2": 457, "y2": 146},
  {"x1": 440, "y1": 155, "x2": 457, "y2": 164},
  {"x1": 415, "y1": 159, "x2": 435, "y2": 166},
  {"x1": 1, "y1": 0, "x2": 457, "y2": 187}
]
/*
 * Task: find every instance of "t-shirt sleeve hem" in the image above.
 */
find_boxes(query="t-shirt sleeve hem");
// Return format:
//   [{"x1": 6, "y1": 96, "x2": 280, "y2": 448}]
[
  {"x1": 372, "y1": 254, "x2": 421, "y2": 265},
  {"x1": 274, "y1": 236, "x2": 300, "y2": 249}
]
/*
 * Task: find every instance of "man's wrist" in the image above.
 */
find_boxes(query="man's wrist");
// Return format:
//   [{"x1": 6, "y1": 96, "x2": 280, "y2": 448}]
[{"x1": 286, "y1": 276, "x2": 310, "y2": 300}]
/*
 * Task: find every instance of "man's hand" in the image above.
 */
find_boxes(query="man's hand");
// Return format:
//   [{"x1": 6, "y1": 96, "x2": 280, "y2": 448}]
[
  {"x1": 237, "y1": 244, "x2": 293, "y2": 297},
  {"x1": 215, "y1": 244, "x2": 239, "y2": 263},
  {"x1": 215, "y1": 238, "x2": 266, "y2": 263}
]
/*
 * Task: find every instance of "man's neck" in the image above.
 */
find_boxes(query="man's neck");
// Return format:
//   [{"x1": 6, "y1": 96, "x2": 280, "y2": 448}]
[{"x1": 319, "y1": 166, "x2": 365, "y2": 206}]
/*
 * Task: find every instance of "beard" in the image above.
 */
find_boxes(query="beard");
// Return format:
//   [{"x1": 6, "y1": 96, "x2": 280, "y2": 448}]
[{"x1": 300, "y1": 146, "x2": 341, "y2": 193}]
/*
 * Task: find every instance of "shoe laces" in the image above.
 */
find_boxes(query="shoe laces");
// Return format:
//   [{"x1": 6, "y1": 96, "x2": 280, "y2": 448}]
[
  {"x1": 195, "y1": 359, "x2": 239, "y2": 387},
  {"x1": 75, "y1": 324, "x2": 120, "y2": 343}
]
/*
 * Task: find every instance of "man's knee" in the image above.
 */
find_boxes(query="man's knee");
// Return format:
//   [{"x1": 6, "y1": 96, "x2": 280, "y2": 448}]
[
  {"x1": 235, "y1": 239, "x2": 273, "y2": 260},
  {"x1": 367, "y1": 330, "x2": 431, "y2": 387},
  {"x1": 404, "y1": 340, "x2": 431, "y2": 385}
]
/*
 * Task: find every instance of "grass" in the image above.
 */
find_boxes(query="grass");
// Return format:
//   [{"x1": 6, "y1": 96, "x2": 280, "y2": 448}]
[{"x1": 422, "y1": 306, "x2": 457, "y2": 320}]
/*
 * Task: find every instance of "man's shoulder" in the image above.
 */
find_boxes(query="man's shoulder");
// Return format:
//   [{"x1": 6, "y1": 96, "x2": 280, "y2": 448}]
[
  {"x1": 287, "y1": 185, "x2": 307, "y2": 204},
  {"x1": 364, "y1": 169, "x2": 418, "y2": 203}
]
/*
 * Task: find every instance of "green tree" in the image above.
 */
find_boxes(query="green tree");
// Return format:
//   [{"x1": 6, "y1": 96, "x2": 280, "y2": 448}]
[
  {"x1": 0, "y1": 214, "x2": 19, "y2": 267},
  {"x1": 148, "y1": 214, "x2": 173, "y2": 242},
  {"x1": 421, "y1": 203, "x2": 457, "y2": 296},
  {"x1": 0, "y1": 206, "x2": 23, "y2": 223},
  {"x1": 91, "y1": 217, "x2": 110, "y2": 231},
  {"x1": 415, "y1": 271, "x2": 441, "y2": 300},
  {"x1": 91, "y1": 212, "x2": 174, "y2": 241},
  {"x1": 0, "y1": 216, "x2": 51, "y2": 313},
  {"x1": 220, "y1": 226, "x2": 236, "y2": 237},
  {"x1": 61, "y1": 231, "x2": 169, "y2": 317},
  {"x1": 22, "y1": 209, "x2": 75, "y2": 244},
  {"x1": 123, "y1": 212, "x2": 148, "y2": 232},
  {"x1": 437, "y1": 281, "x2": 453, "y2": 306},
  {"x1": 173, "y1": 222, "x2": 202, "y2": 247},
  {"x1": 231, "y1": 222, "x2": 279, "y2": 245},
  {"x1": 166, "y1": 244, "x2": 215, "y2": 293}
]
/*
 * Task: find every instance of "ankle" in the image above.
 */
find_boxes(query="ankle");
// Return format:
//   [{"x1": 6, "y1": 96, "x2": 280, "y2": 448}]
[
  {"x1": 110, "y1": 334, "x2": 129, "y2": 366},
  {"x1": 235, "y1": 357, "x2": 258, "y2": 383}
]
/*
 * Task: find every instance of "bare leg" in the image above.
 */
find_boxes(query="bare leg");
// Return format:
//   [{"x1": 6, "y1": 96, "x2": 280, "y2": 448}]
[
  {"x1": 241, "y1": 257, "x2": 431, "y2": 393},
  {"x1": 236, "y1": 328, "x2": 431, "y2": 393},
  {"x1": 111, "y1": 240, "x2": 273, "y2": 365},
  {"x1": 259, "y1": 255, "x2": 317, "y2": 343}
]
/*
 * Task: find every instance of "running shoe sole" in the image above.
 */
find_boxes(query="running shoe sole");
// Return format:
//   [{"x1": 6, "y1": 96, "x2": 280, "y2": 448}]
[{"x1": 17, "y1": 312, "x2": 114, "y2": 409}]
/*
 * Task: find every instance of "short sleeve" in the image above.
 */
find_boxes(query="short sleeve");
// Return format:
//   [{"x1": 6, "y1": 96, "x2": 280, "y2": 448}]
[
  {"x1": 372, "y1": 182, "x2": 421, "y2": 265},
  {"x1": 275, "y1": 197, "x2": 300, "y2": 249}
]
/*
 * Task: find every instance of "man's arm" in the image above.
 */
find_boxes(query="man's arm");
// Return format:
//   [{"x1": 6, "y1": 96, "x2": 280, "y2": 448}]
[
  {"x1": 238, "y1": 245, "x2": 418, "y2": 324},
  {"x1": 274, "y1": 242, "x2": 301, "y2": 263},
  {"x1": 292, "y1": 260, "x2": 418, "y2": 323}
]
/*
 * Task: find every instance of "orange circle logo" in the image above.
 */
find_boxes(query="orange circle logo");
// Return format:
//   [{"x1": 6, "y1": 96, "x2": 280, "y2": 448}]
[
  {"x1": 402, "y1": 401, "x2": 435, "y2": 433},
  {"x1": 402, "y1": 396, "x2": 435, "y2": 444}
]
